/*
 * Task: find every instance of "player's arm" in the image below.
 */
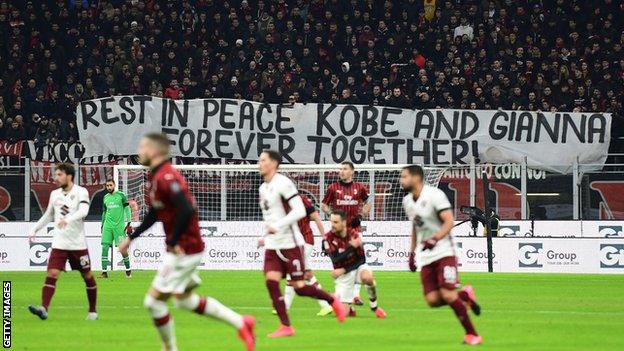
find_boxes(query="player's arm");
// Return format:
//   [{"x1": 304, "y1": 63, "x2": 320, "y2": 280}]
[
  {"x1": 29, "y1": 197, "x2": 55, "y2": 241},
  {"x1": 408, "y1": 224, "x2": 417, "y2": 272},
  {"x1": 270, "y1": 195, "x2": 305, "y2": 233},
  {"x1": 326, "y1": 241, "x2": 358, "y2": 267},
  {"x1": 310, "y1": 210, "x2": 325, "y2": 238},
  {"x1": 101, "y1": 198, "x2": 107, "y2": 229},
  {"x1": 121, "y1": 206, "x2": 157, "y2": 256},
  {"x1": 359, "y1": 185, "x2": 372, "y2": 218},
  {"x1": 268, "y1": 179, "x2": 305, "y2": 233},
  {"x1": 62, "y1": 189, "x2": 90, "y2": 224},
  {"x1": 422, "y1": 191, "x2": 454, "y2": 250},
  {"x1": 121, "y1": 192, "x2": 133, "y2": 234},
  {"x1": 129, "y1": 207, "x2": 157, "y2": 240},
  {"x1": 121, "y1": 192, "x2": 132, "y2": 223},
  {"x1": 167, "y1": 184, "x2": 195, "y2": 249},
  {"x1": 322, "y1": 239, "x2": 347, "y2": 278},
  {"x1": 320, "y1": 187, "x2": 334, "y2": 215},
  {"x1": 428, "y1": 209, "x2": 454, "y2": 243}
]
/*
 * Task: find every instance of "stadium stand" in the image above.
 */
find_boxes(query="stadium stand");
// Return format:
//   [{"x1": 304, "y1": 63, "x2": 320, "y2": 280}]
[{"x1": 0, "y1": 0, "x2": 622, "y2": 155}]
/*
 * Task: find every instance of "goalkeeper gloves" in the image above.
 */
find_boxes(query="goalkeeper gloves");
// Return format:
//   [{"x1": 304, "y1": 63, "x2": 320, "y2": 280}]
[
  {"x1": 125, "y1": 223, "x2": 133, "y2": 235},
  {"x1": 408, "y1": 252, "x2": 417, "y2": 272},
  {"x1": 422, "y1": 237, "x2": 439, "y2": 250}
]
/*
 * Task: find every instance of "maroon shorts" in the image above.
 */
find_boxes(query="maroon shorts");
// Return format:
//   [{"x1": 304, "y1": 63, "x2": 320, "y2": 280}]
[
  {"x1": 47, "y1": 248, "x2": 92, "y2": 273},
  {"x1": 264, "y1": 247, "x2": 305, "y2": 280},
  {"x1": 420, "y1": 256, "x2": 460, "y2": 295}
]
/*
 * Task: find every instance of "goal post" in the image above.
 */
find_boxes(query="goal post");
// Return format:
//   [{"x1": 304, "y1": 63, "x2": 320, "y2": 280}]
[{"x1": 114, "y1": 164, "x2": 448, "y2": 222}]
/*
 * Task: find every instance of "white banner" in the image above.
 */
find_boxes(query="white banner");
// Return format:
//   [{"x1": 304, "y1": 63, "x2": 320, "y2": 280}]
[
  {"x1": 2, "y1": 222, "x2": 623, "y2": 273},
  {"x1": 76, "y1": 97, "x2": 611, "y2": 173}
]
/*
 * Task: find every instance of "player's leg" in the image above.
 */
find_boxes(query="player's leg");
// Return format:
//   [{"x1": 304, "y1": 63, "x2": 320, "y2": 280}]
[
  {"x1": 351, "y1": 227, "x2": 363, "y2": 306},
  {"x1": 352, "y1": 282, "x2": 363, "y2": 306},
  {"x1": 80, "y1": 270, "x2": 98, "y2": 320},
  {"x1": 305, "y1": 270, "x2": 332, "y2": 315},
  {"x1": 29, "y1": 249, "x2": 66, "y2": 319},
  {"x1": 303, "y1": 244, "x2": 332, "y2": 315},
  {"x1": 173, "y1": 286, "x2": 255, "y2": 351},
  {"x1": 421, "y1": 261, "x2": 445, "y2": 307},
  {"x1": 334, "y1": 270, "x2": 356, "y2": 317},
  {"x1": 437, "y1": 257, "x2": 481, "y2": 344},
  {"x1": 283, "y1": 276, "x2": 295, "y2": 310},
  {"x1": 264, "y1": 249, "x2": 293, "y2": 337},
  {"x1": 68, "y1": 249, "x2": 98, "y2": 319},
  {"x1": 458, "y1": 285, "x2": 481, "y2": 316},
  {"x1": 113, "y1": 229, "x2": 132, "y2": 277},
  {"x1": 29, "y1": 267, "x2": 60, "y2": 320},
  {"x1": 424, "y1": 290, "x2": 445, "y2": 307},
  {"x1": 358, "y1": 266, "x2": 386, "y2": 318},
  {"x1": 286, "y1": 247, "x2": 345, "y2": 321},
  {"x1": 146, "y1": 253, "x2": 179, "y2": 350},
  {"x1": 144, "y1": 287, "x2": 177, "y2": 351},
  {"x1": 100, "y1": 226, "x2": 113, "y2": 278}
]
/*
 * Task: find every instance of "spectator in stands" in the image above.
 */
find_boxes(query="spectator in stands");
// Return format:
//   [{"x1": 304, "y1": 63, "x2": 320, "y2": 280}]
[
  {"x1": 6, "y1": 120, "x2": 25, "y2": 144},
  {"x1": 387, "y1": 87, "x2": 411, "y2": 109},
  {"x1": 0, "y1": 0, "x2": 621, "y2": 153},
  {"x1": 454, "y1": 17, "x2": 474, "y2": 41},
  {"x1": 34, "y1": 118, "x2": 53, "y2": 147}
]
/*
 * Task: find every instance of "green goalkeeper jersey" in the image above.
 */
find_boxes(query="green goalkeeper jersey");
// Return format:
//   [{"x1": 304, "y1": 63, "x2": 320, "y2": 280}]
[{"x1": 102, "y1": 191, "x2": 131, "y2": 228}]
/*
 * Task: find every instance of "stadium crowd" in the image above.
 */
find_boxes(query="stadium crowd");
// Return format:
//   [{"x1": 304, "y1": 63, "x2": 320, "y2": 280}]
[{"x1": 0, "y1": 0, "x2": 622, "y2": 149}]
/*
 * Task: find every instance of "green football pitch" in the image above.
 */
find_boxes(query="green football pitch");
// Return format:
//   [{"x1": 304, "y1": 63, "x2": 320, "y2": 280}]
[{"x1": 3, "y1": 271, "x2": 623, "y2": 351}]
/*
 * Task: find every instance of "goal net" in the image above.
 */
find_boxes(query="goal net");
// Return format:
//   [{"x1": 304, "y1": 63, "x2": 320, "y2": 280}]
[{"x1": 114, "y1": 164, "x2": 447, "y2": 222}]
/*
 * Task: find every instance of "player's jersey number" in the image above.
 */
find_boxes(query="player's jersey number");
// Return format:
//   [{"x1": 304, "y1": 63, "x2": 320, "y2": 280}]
[{"x1": 443, "y1": 265, "x2": 457, "y2": 284}]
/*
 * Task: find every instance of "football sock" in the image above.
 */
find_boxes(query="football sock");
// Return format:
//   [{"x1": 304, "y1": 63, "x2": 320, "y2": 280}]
[
  {"x1": 294, "y1": 284, "x2": 334, "y2": 304},
  {"x1": 266, "y1": 280, "x2": 290, "y2": 326},
  {"x1": 175, "y1": 294, "x2": 244, "y2": 329},
  {"x1": 284, "y1": 284, "x2": 295, "y2": 310},
  {"x1": 365, "y1": 282, "x2": 378, "y2": 310},
  {"x1": 144, "y1": 295, "x2": 176, "y2": 349},
  {"x1": 41, "y1": 276, "x2": 57, "y2": 311},
  {"x1": 101, "y1": 244, "x2": 111, "y2": 271},
  {"x1": 308, "y1": 276, "x2": 331, "y2": 308},
  {"x1": 449, "y1": 298, "x2": 477, "y2": 335},
  {"x1": 458, "y1": 290, "x2": 471, "y2": 303},
  {"x1": 84, "y1": 276, "x2": 97, "y2": 313},
  {"x1": 122, "y1": 254, "x2": 131, "y2": 270},
  {"x1": 353, "y1": 283, "x2": 361, "y2": 299}
]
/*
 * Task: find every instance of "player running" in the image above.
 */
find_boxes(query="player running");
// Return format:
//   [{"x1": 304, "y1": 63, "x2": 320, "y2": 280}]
[
  {"x1": 281, "y1": 194, "x2": 333, "y2": 316},
  {"x1": 400, "y1": 165, "x2": 482, "y2": 345},
  {"x1": 324, "y1": 210, "x2": 387, "y2": 319},
  {"x1": 27, "y1": 163, "x2": 98, "y2": 321},
  {"x1": 321, "y1": 161, "x2": 371, "y2": 306},
  {"x1": 118, "y1": 133, "x2": 255, "y2": 351},
  {"x1": 100, "y1": 179, "x2": 133, "y2": 278},
  {"x1": 257, "y1": 150, "x2": 346, "y2": 338}
]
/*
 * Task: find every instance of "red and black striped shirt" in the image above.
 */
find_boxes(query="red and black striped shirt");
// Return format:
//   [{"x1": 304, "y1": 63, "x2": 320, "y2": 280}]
[
  {"x1": 322, "y1": 181, "x2": 369, "y2": 228},
  {"x1": 324, "y1": 228, "x2": 365, "y2": 269}
]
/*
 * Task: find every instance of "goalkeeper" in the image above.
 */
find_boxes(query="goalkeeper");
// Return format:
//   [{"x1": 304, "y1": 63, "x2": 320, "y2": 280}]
[{"x1": 100, "y1": 179, "x2": 133, "y2": 278}]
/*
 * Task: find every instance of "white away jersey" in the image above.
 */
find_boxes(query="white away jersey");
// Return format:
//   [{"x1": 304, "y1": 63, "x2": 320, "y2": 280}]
[
  {"x1": 403, "y1": 185, "x2": 456, "y2": 266},
  {"x1": 34, "y1": 185, "x2": 90, "y2": 250},
  {"x1": 259, "y1": 173, "x2": 304, "y2": 249}
]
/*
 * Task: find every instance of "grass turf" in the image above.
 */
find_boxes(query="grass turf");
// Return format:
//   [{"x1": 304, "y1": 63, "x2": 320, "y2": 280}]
[{"x1": 3, "y1": 270, "x2": 623, "y2": 351}]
